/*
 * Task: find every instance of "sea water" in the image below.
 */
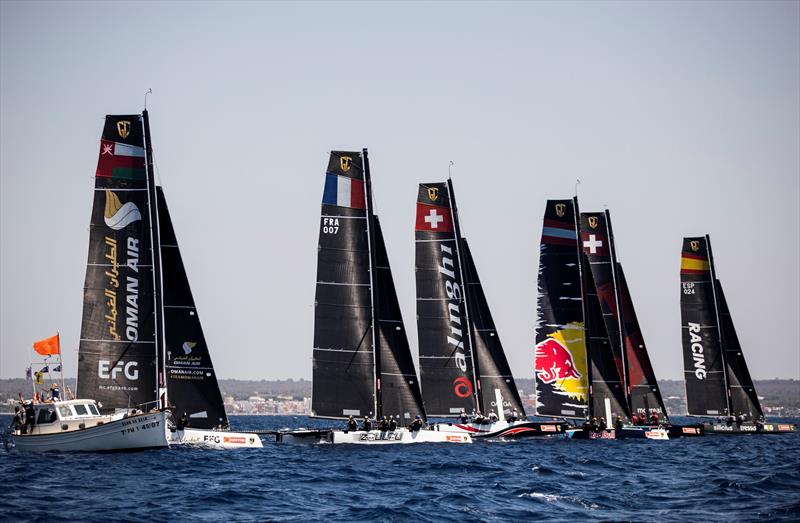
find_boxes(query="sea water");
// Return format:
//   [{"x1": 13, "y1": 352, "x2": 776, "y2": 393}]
[{"x1": 1, "y1": 415, "x2": 798, "y2": 522}]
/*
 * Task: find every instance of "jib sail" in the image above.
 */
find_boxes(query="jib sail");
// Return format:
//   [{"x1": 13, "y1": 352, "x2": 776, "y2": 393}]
[
  {"x1": 158, "y1": 186, "x2": 228, "y2": 429},
  {"x1": 312, "y1": 151, "x2": 375, "y2": 419},
  {"x1": 534, "y1": 199, "x2": 589, "y2": 419},
  {"x1": 715, "y1": 279, "x2": 763, "y2": 420},
  {"x1": 415, "y1": 182, "x2": 476, "y2": 416},
  {"x1": 461, "y1": 238, "x2": 525, "y2": 417},
  {"x1": 616, "y1": 264, "x2": 668, "y2": 420},
  {"x1": 372, "y1": 216, "x2": 426, "y2": 424},
  {"x1": 680, "y1": 236, "x2": 728, "y2": 416},
  {"x1": 77, "y1": 115, "x2": 157, "y2": 410}
]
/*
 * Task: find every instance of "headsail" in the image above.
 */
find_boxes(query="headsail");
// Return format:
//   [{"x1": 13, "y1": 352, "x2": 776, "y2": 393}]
[
  {"x1": 715, "y1": 280, "x2": 763, "y2": 420},
  {"x1": 158, "y1": 187, "x2": 228, "y2": 429},
  {"x1": 312, "y1": 151, "x2": 374, "y2": 419},
  {"x1": 680, "y1": 236, "x2": 728, "y2": 416},
  {"x1": 534, "y1": 199, "x2": 589, "y2": 419},
  {"x1": 415, "y1": 183, "x2": 476, "y2": 416},
  {"x1": 372, "y1": 217, "x2": 426, "y2": 424},
  {"x1": 616, "y1": 264, "x2": 668, "y2": 420},
  {"x1": 77, "y1": 115, "x2": 157, "y2": 410},
  {"x1": 461, "y1": 239, "x2": 525, "y2": 416}
]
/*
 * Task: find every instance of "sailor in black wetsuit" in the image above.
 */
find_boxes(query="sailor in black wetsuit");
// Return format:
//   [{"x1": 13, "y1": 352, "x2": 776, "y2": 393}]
[
  {"x1": 508, "y1": 409, "x2": 519, "y2": 423},
  {"x1": 176, "y1": 412, "x2": 189, "y2": 430},
  {"x1": 346, "y1": 416, "x2": 358, "y2": 432},
  {"x1": 378, "y1": 416, "x2": 389, "y2": 431},
  {"x1": 362, "y1": 416, "x2": 372, "y2": 431},
  {"x1": 459, "y1": 409, "x2": 469, "y2": 424},
  {"x1": 598, "y1": 417, "x2": 607, "y2": 431},
  {"x1": 388, "y1": 416, "x2": 397, "y2": 431},
  {"x1": 614, "y1": 415, "x2": 623, "y2": 431},
  {"x1": 409, "y1": 415, "x2": 423, "y2": 432}
]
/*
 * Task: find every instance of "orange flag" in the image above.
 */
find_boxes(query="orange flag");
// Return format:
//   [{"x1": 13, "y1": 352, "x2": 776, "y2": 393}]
[{"x1": 33, "y1": 333, "x2": 60, "y2": 356}]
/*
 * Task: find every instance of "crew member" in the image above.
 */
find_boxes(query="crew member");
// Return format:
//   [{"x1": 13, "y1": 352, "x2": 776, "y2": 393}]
[
  {"x1": 488, "y1": 411, "x2": 498, "y2": 423},
  {"x1": 388, "y1": 416, "x2": 397, "y2": 431},
  {"x1": 598, "y1": 417, "x2": 607, "y2": 431},
  {"x1": 508, "y1": 409, "x2": 519, "y2": 423},
  {"x1": 50, "y1": 383, "x2": 61, "y2": 402},
  {"x1": 11, "y1": 406, "x2": 23, "y2": 433},
  {"x1": 362, "y1": 415, "x2": 372, "y2": 431},
  {"x1": 650, "y1": 411, "x2": 660, "y2": 426},
  {"x1": 176, "y1": 412, "x2": 189, "y2": 430},
  {"x1": 24, "y1": 401, "x2": 35, "y2": 434},
  {"x1": 409, "y1": 415, "x2": 423, "y2": 432},
  {"x1": 631, "y1": 413, "x2": 639, "y2": 425},
  {"x1": 378, "y1": 416, "x2": 389, "y2": 431},
  {"x1": 473, "y1": 411, "x2": 486, "y2": 425},
  {"x1": 614, "y1": 415, "x2": 623, "y2": 431},
  {"x1": 346, "y1": 416, "x2": 358, "y2": 431},
  {"x1": 459, "y1": 409, "x2": 468, "y2": 424}
]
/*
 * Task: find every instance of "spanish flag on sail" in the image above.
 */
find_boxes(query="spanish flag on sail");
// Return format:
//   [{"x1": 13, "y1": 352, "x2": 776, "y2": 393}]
[
  {"x1": 33, "y1": 333, "x2": 60, "y2": 356},
  {"x1": 681, "y1": 237, "x2": 711, "y2": 275}
]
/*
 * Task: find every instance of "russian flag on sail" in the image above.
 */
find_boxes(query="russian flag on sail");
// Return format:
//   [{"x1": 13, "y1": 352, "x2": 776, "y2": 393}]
[{"x1": 322, "y1": 173, "x2": 366, "y2": 209}]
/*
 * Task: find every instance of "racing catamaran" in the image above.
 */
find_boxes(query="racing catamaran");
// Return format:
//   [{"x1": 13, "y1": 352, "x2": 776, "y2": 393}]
[
  {"x1": 415, "y1": 180, "x2": 566, "y2": 438},
  {"x1": 680, "y1": 235, "x2": 795, "y2": 435},
  {"x1": 277, "y1": 151, "x2": 469, "y2": 444}
]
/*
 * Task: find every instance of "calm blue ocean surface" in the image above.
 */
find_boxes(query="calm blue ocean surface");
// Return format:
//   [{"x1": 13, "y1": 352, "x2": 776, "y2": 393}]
[{"x1": 1, "y1": 415, "x2": 798, "y2": 522}]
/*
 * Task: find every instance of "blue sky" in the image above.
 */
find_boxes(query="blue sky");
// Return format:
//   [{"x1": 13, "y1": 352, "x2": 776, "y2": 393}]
[{"x1": 1, "y1": 1, "x2": 798, "y2": 380}]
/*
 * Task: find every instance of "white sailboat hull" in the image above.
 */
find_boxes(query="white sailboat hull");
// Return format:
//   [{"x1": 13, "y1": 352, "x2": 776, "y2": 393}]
[
  {"x1": 278, "y1": 428, "x2": 472, "y2": 444},
  {"x1": 12, "y1": 411, "x2": 169, "y2": 452},
  {"x1": 169, "y1": 428, "x2": 263, "y2": 448},
  {"x1": 433, "y1": 420, "x2": 568, "y2": 438}
]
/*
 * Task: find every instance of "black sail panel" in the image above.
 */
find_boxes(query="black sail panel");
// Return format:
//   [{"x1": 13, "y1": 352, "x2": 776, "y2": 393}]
[
  {"x1": 534, "y1": 199, "x2": 589, "y2": 419},
  {"x1": 312, "y1": 151, "x2": 375, "y2": 419},
  {"x1": 77, "y1": 115, "x2": 158, "y2": 410},
  {"x1": 716, "y1": 280, "x2": 763, "y2": 420},
  {"x1": 372, "y1": 218, "x2": 426, "y2": 425},
  {"x1": 616, "y1": 264, "x2": 668, "y2": 421},
  {"x1": 680, "y1": 237, "x2": 728, "y2": 416},
  {"x1": 579, "y1": 213, "x2": 625, "y2": 385},
  {"x1": 582, "y1": 255, "x2": 630, "y2": 421},
  {"x1": 461, "y1": 239, "x2": 525, "y2": 417},
  {"x1": 415, "y1": 183, "x2": 476, "y2": 416},
  {"x1": 157, "y1": 187, "x2": 228, "y2": 429}
]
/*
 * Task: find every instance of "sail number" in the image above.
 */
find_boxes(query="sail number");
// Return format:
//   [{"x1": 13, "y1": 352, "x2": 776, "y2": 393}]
[
  {"x1": 322, "y1": 217, "x2": 339, "y2": 235},
  {"x1": 682, "y1": 282, "x2": 695, "y2": 295}
]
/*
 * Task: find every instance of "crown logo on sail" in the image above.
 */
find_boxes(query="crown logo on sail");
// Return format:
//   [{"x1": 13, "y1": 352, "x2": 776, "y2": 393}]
[
  {"x1": 428, "y1": 187, "x2": 439, "y2": 201},
  {"x1": 588, "y1": 216, "x2": 598, "y2": 229},
  {"x1": 117, "y1": 121, "x2": 130, "y2": 139},
  {"x1": 104, "y1": 190, "x2": 142, "y2": 230},
  {"x1": 690, "y1": 240, "x2": 700, "y2": 252},
  {"x1": 554, "y1": 203, "x2": 566, "y2": 218},
  {"x1": 340, "y1": 156, "x2": 352, "y2": 173}
]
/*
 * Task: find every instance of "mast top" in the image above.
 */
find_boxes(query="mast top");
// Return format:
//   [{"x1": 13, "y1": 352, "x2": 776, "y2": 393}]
[{"x1": 144, "y1": 88, "x2": 152, "y2": 111}]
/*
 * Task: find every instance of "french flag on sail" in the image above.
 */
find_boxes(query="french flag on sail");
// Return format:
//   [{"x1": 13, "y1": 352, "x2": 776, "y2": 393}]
[{"x1": 322, "y1": 173, "x2": 366, "y2": 209}]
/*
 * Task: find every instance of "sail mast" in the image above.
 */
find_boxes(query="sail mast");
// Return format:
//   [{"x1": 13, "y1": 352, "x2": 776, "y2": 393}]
[
  {"x1": 705, "y1": 235, "x2": 732, "y2": 415},
  {"x1": 572, "y1": 196, "x2": 592, "y2": 419},
  {"x1": 604, "y1": 209, "x2": 631, "y2": 412},
  {"x1": 142, "y1": 109, "x2": 166, "y2": 410},
  {"x1": 446, "y1": 178, "x2": 480, "y2": 411},
  {"x1": 362, "y1": 148, "x2": 381, "y2": 419}
]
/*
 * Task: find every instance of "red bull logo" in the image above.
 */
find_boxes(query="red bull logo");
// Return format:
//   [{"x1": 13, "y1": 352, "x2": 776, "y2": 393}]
[{"x1": 535, "y1": 338, "x2": 582, "y2": 384}]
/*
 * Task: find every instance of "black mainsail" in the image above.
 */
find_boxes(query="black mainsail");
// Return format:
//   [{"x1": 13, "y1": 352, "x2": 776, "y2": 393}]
[
  {"x1": 680, "y1": 236, "x2": 762, "y2": 419},
  {"x1": 312, "y1": 150, "x2": 425, "y2": 425},
  {"x1": 534, "y1": 199, "x2": 589, "y2": 419},
  {"x1": 414, "y1": 180, "x2": 524, "y2": 417},
  {"x1": 415, "y1": 182, "x2": 475, "y2": 416},
  {"x1": 158, "y1": 187, "x2": 228, "y2": 429},
  {"x1": 680, "y1": 236, "x2": 728, "y2": 416},
  {"x1": 77, "y1": 115, "x2": 158, "y2": 410},
  {"x1": 578, "y1": 212, "x2": 629, "y2": 422}
]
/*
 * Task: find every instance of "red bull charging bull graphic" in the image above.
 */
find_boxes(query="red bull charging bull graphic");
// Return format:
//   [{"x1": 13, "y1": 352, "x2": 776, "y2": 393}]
[{"x1": 535, "y1": 338, "x2": 583, "y2": 384}]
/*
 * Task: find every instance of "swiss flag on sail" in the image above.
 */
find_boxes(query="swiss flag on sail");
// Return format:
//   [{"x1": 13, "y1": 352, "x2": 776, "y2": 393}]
[{"x1": 415, "y1": 203, "x2": 453, "y2": 232}]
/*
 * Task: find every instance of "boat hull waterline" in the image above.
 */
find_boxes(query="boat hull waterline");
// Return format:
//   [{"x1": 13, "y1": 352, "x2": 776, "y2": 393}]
[
  {"x1": 433, "y1": 420, "x2": 569, "y2": 438},
  {"x1": 169, "y1": 428, "x2": 263, "y2": 448},
  {"x1": 12, "y1": 411, "x2": 169, "y2": 452},
  {"x1": 277, "y1": 428, "x2": 472, "y2": 445}
]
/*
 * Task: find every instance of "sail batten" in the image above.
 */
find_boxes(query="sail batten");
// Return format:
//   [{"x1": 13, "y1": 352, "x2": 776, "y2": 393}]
[
  {"x1": 534, "y1": 199, "x2": 589, "y2": 420},
  {"x1": 77, "y1": 115, "x2": 157, "y2": 411}
]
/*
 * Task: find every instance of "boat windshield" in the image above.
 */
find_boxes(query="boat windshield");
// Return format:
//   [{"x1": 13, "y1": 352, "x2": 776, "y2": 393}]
[
  {"x1": 87, "y1": 404, "x2": 99, "y2": 416},
  {"x1": 74, "y1": 404, "x2": 88, "y2": 416},
  {"x1": 58, "y1": 406, "x2": 71, "y2": 418}
]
